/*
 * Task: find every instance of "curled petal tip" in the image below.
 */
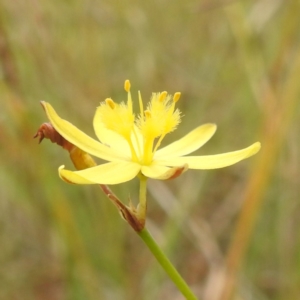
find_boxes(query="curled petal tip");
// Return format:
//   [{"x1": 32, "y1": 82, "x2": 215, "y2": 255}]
[
  {"x1": 58, "y1": 165, "x2": 73, "y2": 184},
  {"x1": 40, "y1": 101, "x2": 46, "y2": 110},
  {"x1": 250, "y1": 142, "x2": 261, "y2": 155},
  {"x1": 167, "y1": 164, "x2": 188, "y2": 179},
  {"x1": 58, "y1": 165, "x2": 83, "y2": 184},
  {"x1": 143, "y1": 164, "x2": 189, "y2": 180}
]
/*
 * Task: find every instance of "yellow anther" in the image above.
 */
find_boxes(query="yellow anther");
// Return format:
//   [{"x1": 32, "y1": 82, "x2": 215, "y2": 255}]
[
  {"x1": 105, "y1": 98, "x2": 115, "y2": 109},
  {"x1": 158, "y1": 91, "x2": 167, "y2": 102},
  {"x1": 144, "y1": 110, "x2": 151, "y2": 119},
  {"x1": 173, "y1": 92, "x2": 181, "y2": 103},
  {"x1": 124, "y1": 80, "x2": 131, "y2": 92}
]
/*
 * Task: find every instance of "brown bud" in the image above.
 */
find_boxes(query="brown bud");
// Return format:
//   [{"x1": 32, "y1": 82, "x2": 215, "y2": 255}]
[{"x1": 34, "y1": 123, "x2": 74, "y2": 152}]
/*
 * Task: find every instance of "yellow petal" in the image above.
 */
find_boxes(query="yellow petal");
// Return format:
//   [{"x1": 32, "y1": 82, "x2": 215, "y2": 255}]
[
  {"x1": 59, "y1": 165, "x2": 95, "y2": 184},
  {"x1": 93, "y1": 116, "x2": 131, "y2": 158},
  {"x1": 131, "y1": 125, "x2": 144, "y2": 158},
  {"x1": 41, "y1": 102, "x2": 124, "y2": 162},
  {"x1": 154, "y1": 124, "x2": 217, "y2": 159},
  {"x1": 93, "y1": 109, "x2": 143, "y2": 158},
  {"x1": 59, "y1": 161, "x2": 141, "y2": 185},
  {"x1": 155, "y1": 142, "x2": 261, "y2": 169},
  {"x1": 141, "y1": 164, "x2": 188, "y2": 180}
]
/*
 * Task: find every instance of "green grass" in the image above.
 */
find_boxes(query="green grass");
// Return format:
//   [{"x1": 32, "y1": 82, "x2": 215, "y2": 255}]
[{"x1": 1, "y1": 0, "x2": 300, "y2": 299}]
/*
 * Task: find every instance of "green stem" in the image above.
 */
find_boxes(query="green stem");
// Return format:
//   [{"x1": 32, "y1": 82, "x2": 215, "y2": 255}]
[
  {"x1": 137, "y1": 175, "x2": 147, "y2": 221},
  {"x1": 138, "y1": 228, "x2": 198, "y2": 300}
]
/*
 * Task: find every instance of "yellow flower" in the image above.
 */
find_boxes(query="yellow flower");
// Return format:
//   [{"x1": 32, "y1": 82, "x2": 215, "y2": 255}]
[{"x1": 41, "y1": 80, "x2": 260, "y2": 185}]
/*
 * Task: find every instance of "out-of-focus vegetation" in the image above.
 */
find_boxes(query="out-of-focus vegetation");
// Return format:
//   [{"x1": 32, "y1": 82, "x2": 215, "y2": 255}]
[{"x1": 0, "y1": 0, "x2": 300, "y2": 299}]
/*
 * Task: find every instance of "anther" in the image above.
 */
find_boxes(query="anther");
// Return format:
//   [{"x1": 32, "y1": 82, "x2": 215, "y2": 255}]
[
  {"x1": 124, "y1": 80, "x2": 131, "y2": 92},
  {"x1": 173, "y1": 92, "x2": 181, "y2": 103},
  {"x1": 105, "y1": 98, "x2": 116, "y2": 109},
  {"x1": 158, "y1": 91, "x2": 167, "y2": 102}
]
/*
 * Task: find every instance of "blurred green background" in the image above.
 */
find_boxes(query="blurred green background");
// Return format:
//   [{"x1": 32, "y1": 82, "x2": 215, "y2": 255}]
[{"x1": 1, "y1": 0, "x2": 300, "y2": 299}]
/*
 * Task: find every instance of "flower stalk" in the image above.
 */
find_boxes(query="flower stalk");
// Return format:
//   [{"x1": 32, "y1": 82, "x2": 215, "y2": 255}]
[
  {"x1": 138, "y1": 228, "x2": 198, "y2": 300},
  {"x1": 137, "y1": 175, "x2": 147, "y2": 224},
  {"x1": 36, "y1": 80, "x2": 261, "y2": 300},
  {"x1": 35, "y1": 122, "x2": 198, "y2": 298}
]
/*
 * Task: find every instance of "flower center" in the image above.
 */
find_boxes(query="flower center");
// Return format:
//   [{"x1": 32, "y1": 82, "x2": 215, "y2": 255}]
[{"x1": 96, "y1": 80, "x2": 182, "y2": 165}]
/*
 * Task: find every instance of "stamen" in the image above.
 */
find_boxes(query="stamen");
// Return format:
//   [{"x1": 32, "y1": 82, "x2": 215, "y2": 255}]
[
  {"x1": 126, "y1": 138, "x2": 139, "y2": 162},
  {"x1": 153, "y1": 133, "x2": 165, "y2": 154},
  {"x1": 159, "y1": 91, "x2": 167, "y2": 102},
  {"x1": 143, "y1": 137, "x2": 155, "y2": 165},
  {"x1": 132, "y1": 126, "x2": 142, "y2": 158},
  {"x1": 124, "y1": 80, "x2": 131, "y2": 92},
  {"x1": 105, "y1": 98, "x2": 115, "y2": 109},
  {"x1": 138, "y1": 91, "x2": 144, "y2": 117},
  {"x1": 127, "y1": 91, "x2": 133, "y2": 113},
  {"x1": 173, "y1": 92, "x2": 181, "y2": 103}
]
